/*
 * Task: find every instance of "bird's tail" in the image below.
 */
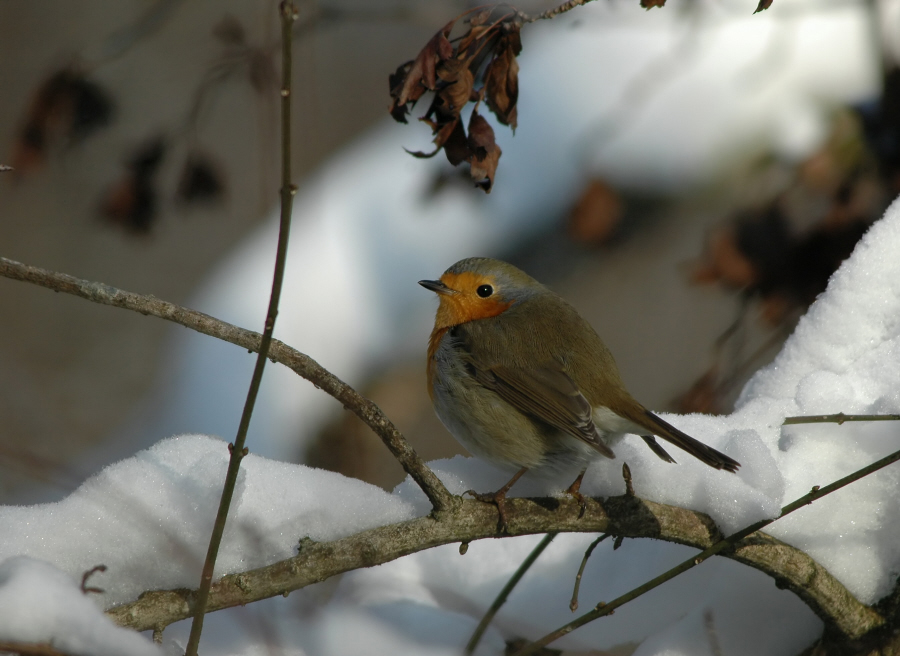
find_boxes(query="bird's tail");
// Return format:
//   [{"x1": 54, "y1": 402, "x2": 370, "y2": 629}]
[{"x1": 644, "y1": 410, "x2": 740, "y2": 473}]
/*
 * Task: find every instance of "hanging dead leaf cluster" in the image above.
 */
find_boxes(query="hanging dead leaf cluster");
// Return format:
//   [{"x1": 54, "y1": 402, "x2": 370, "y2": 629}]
[
  {"x1": 100, "y1": 138, "x2": 225, "y2": 233},
  {"x1": 389, "y1": 6, "x2": 523, "y2": 192},
  {"x1": 7, "y1": 14, "x2": 273, "y2": 234},
  {"x1": 10, "y1": 67, "x2": 114, "y2": 174}
]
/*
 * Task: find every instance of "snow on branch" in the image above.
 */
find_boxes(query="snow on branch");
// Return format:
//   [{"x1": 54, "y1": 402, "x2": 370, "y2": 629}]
[{"x1": 103, "y1": 487, "x2": 884, "y2": 642}]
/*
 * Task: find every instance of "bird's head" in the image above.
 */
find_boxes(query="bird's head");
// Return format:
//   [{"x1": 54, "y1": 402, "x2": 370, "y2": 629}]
[{"x1": 419, "y1": 257, "x2": 543, "y2": 329}]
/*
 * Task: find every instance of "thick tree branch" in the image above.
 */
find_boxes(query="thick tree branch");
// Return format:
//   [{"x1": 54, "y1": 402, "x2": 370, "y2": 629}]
[
  {"x1": 105, "y1": 494, "x2": 881, "y2": 641},
  {"x1": 0, "y1": 255, "x2": 455, "y2": 513}
]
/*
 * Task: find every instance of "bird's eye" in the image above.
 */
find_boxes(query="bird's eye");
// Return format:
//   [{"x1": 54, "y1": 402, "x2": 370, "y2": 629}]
[{"x1": 476, "y1": 284, "x2": 493, "y2": 298}]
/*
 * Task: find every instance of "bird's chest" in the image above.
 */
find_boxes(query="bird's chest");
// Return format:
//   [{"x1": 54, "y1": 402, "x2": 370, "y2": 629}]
[
  {"x1": 427, "y1": 326, "x2": 474, "y2": 400},
  {"x1": 426, "y1": 326, "x2": 554, "y2": 468}
]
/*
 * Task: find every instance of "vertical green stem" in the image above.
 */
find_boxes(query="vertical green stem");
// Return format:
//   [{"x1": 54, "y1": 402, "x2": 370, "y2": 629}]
[
  {"x1": 184, "y1": 4, "x2": 297, "y2": 654},
  {"x1": 464, "y1": 533, "x2": 557, "y2": 655}
]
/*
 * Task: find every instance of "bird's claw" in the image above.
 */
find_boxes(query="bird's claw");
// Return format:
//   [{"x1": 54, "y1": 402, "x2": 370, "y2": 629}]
[
  {"x1": 465, "y1": 488, "x2": 511, "y2": 533},
  {"x1": 567, "y1": 489, "x2": 587, "y2": 518},
  {"x1": 565, "y1": 471, "x2": 588, "y2": 518}
]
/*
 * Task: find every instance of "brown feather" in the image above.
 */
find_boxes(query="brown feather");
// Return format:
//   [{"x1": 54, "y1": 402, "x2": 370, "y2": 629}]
[{"x1": 474, "y1": 364, "x2": 616, "y2": 459}]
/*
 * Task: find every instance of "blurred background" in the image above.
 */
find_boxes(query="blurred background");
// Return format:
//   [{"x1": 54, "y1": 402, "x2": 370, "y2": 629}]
[{"x1": 0, "y1": 0, "x2": 895, "y2": 503}]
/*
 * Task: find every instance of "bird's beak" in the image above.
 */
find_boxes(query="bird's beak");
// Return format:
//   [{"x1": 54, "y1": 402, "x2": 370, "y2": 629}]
[{"x1": 418, "y1": 279, "x2": 456, "y2": 295}]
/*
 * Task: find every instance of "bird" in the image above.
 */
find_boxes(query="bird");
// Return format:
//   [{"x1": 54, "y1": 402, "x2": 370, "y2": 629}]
[{"x1": 419, "y1": 257, "x2": 740, "y2": 529}]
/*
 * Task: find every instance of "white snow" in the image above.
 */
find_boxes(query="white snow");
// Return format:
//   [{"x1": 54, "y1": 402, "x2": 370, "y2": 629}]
[
  {"x1": 0, "y1": 556, "x2": 160, "y2": 656},
  {"x1": 3, "y1": 0, "x2": 897, "y2": 653},
  {"x1": 0, "y1": 435, "x2": 416, "y2": 609},
  {"x1": 734, "y1": 200, "x2": 900, "y2": 603},
  {"x1": 3, "y1": 196, "x2": 900, "y2": 654}
]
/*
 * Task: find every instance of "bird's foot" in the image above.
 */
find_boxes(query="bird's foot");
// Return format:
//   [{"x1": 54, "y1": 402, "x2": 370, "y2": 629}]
[
  {"x1": 465, "y1": 488, "x2": 511, "y2": 532},
  {"x1": 464, "y1": 466, "x2": 529, "y2": 533},
  {"x1": 565, "y1": 470, "x2": 588, "y2": 518}
]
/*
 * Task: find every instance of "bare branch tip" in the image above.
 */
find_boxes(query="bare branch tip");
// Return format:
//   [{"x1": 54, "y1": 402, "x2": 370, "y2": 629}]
[{"x1": 81, "y1": 564, "x2": 108, "y2": 595}]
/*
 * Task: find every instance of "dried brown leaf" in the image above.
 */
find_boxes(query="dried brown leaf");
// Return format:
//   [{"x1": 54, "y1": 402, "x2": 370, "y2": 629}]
[
  {"x1": 389, "y1": 61, "x2": 414, "y2": 122},
  {"x1": 568, "y1": 179, "x2": 623, "y2": 245},
  {"x1": 691, "y1": 228, "x2": 759, "y2": 288},
  {"x1": 390, "y1": 9, "x2": 524, "y2": 191},
  {"x1": 457, "y1": 23, "x2": 494, "y2": 57},
  {"x1": 641, "y1": 0, "x2": 667, "y2": 8},
  {"x1": 12, "y1": 68, "x2": 113, "y2": 173},
  {"x1": 177, "y1": 153, "x2": 224, "y2": 204},
  {"x1": 405, "y1": 117, "x2": 468, "y2": 164},
  {"x1": 100, "y1": 137, "x2": 166, "y2": 233},
  {"x1": 501, "y1": 22, "x2": 522, "y2": 57},
  {"x1": 100, "y1": 173, "x2": 156, "y2": 232},
  {"x1": 759, "y1": 293, "x2": 791, "y2": 325},
  {"x1": 444, "y1": 118, "x2": 471, "y2": 166},
  {"x1": 437, "y1": 59, "x2": 475, "y2": 117},
  {"x1": 485, "y1": 35, "x2": 520, "y2": 129},
  {"x1": 389, "y1": 20, "x2": 456, "y2": 121},
  {"x1": 754, "y1": 0, "x2": 773, "y2": 13},
  {"x1": 458, "y1": 6, "x2": 518, "y2": 56},
  {"x1": 467, "y1": 110, "x2": 501, "y2": 192}
]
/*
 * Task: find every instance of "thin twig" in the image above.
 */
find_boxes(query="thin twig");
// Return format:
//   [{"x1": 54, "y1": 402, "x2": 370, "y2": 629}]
[
  {"x1": 465, "y1": 533, "x2": 557, "y2": 655},
  {"x1": 622, "y1": 463, "x2": 634, "y2": 497},
  {"x1": 511, "y1": 447, "x2": 900, "y2": 655},
  {"x1": 783, "y1": 413, "x2": 900, "y2": 425},
  {"x1": 570, "y1": 534, "x2": 608, "y2": 612},
  {"x1": 0, "y1": 254, "x2": 453, "y2": 511},
  {"x1": 518, "y1": 0, "x2": 597, "y2": 23},
  {"x1": 80, "y1": 564, "x2": 107, "y2": 595},
  {"x1": 186, "y1": 6, "x2": 297, "y2": 653}
]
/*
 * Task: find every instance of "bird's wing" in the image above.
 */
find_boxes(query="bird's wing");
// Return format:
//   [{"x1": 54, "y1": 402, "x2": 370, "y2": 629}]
[{"x1": 472, "y1": 363, "x2": 616, "y2": 459}]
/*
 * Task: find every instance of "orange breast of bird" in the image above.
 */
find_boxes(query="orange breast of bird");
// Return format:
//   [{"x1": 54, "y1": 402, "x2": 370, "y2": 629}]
[{"x1": 426, "y1": 271, "x2": 514, "y2": 401}]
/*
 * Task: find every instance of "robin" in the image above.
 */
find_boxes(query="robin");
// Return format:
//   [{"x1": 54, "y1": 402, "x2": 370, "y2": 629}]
[{"x1": 419, "y1": 257, "x2": 739, "y2": 529}]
